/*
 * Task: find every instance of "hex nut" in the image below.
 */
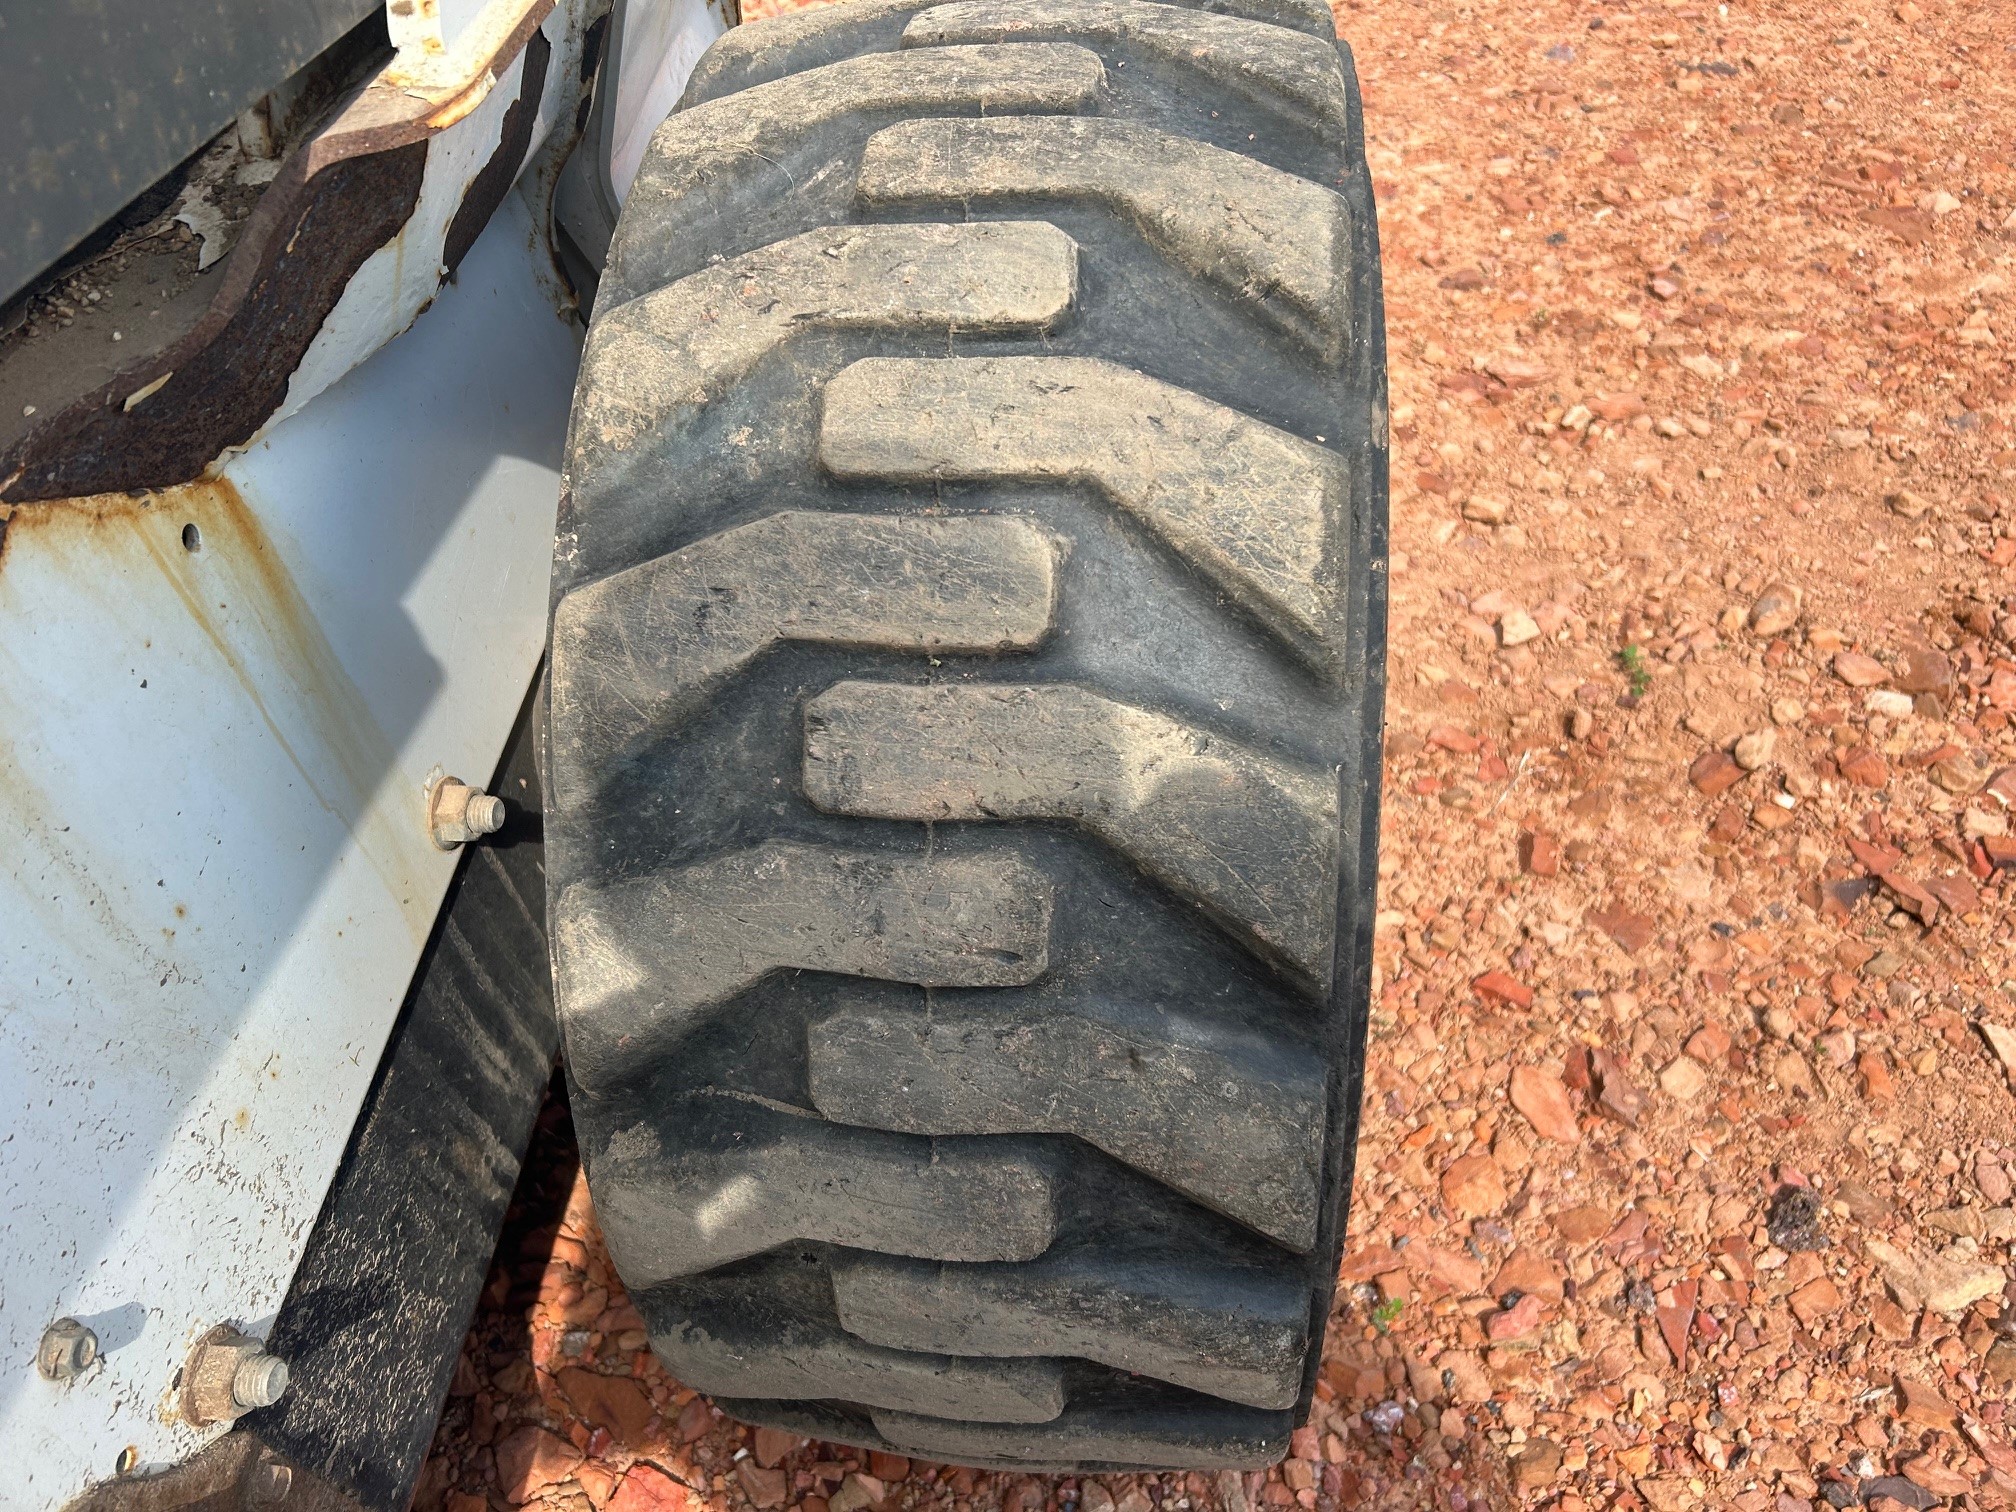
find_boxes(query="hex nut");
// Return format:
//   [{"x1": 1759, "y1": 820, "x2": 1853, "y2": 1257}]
[
  {"x1": 427, "y1": 773, "x2": 506, "y2": 850},
  {"x1": 181, "y1": 1327, "x2": 289, "y2": 1425},
  {"x1": 36, "y1": 1318, "x2": 98, "y2": 1380}
]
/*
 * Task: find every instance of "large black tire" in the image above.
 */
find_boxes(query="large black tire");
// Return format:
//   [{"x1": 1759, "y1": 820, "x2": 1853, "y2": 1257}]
[{"x1": 545, "y1": 0, "x2": 1385, "y2": 1472}]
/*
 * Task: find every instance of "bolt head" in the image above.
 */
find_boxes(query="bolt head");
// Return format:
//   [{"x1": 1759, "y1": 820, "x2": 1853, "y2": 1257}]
[
  {"x1": 37, "y1": 1318, "x2": 98, "y2": 1380},
  {"x1": 252, "y1": 1463, "x2": 294, "y2": 1503}
]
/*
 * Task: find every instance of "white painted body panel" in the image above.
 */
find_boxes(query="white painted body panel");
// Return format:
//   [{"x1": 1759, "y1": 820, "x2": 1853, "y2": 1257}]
[
  {"x1": 609, "y1": 0, "x2": 730, "y2": 200},
  {"x1": 0, "y1": 188, "x2": 579, "y2": 1505},
  {"x1": 0, "y1": 0, "x2": 734, "y2": 1491}
]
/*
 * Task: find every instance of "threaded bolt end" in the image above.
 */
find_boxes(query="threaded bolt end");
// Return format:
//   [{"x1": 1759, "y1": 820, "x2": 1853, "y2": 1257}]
[
  {"x1": 466, "y1": 793, "x2": 506, "y2": 834},
  {"x1": 233, "y1": 1353, "x2": 290, "y2": 1410}
]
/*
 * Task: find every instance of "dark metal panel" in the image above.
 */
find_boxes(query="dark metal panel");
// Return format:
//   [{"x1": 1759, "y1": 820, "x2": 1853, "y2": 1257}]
[{"x1": 0, "y1": 0, "x2": 382, "y2": 307}]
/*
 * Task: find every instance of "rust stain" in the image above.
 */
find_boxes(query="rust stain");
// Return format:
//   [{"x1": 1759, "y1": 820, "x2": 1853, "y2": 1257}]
[{"x1": 0, "y1": 479, "x2": 437, "y2": 941}]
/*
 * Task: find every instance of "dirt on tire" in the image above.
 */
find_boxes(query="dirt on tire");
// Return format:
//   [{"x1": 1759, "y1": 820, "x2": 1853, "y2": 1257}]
[{"x1": 544, "y1": 0, "x2": 1386, "y2": 1472}]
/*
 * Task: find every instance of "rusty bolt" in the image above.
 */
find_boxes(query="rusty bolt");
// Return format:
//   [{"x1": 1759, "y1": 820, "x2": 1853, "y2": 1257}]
[
  {"x1": 251, "y1": 1462, "x2": 294, "y2": 1504},
  {"x1": 36, "y1": 1318, "x2": 97, "y2": 1380},
  {"x1": 426, "y1": 773, "x2": 505, "y2": 850},
  {"x1": 181, "y1": 1327, "x2": 289, "y2": 1425}
]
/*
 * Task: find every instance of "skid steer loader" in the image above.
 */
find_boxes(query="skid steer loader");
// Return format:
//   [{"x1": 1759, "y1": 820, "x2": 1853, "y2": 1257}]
[{"x1": 0, "y1": 0, "x2": 1385, "y2": 1500}]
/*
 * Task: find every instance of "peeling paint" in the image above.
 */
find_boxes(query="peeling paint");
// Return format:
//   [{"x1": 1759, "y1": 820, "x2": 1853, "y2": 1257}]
[{"x1": 0, "y1": 481, "x2": 427, "y2": 936}]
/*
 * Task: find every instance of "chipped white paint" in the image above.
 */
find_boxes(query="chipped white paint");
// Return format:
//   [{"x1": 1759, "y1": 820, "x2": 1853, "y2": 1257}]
[
  {"x1": 270, "y1": 0, "x2": 590, "y2": 434},
  {"x1": 0, "y1": 189, "x2": 577, "y2": 1507},
  {"x1": 1, "y1": 0, "x2": 733, "y2": 1494}
]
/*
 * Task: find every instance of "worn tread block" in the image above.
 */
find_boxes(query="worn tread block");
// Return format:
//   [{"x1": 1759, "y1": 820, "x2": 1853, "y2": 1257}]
[
  {"x1": 550, "y1": 511, "x2": 1062, "y2": 810},
  {"x1": 901, "y1": 1, "x2": 1347, "y2": 136},
  {"x1": 554, "y1": 841, "x2": 1053, "y2": 1090},
  {"x1": 802, "y1": 681, "x2": 1338, "y2": 985},
  {"x1": 871, "y1": 1399, "x2": 1291, "y2": 1470},
  {"x1": 818, "y1": 356, "x2": 1347, "y2": 670},
  {"x1": 591, "y1": 1096, "x2": 1058, "y2": 1288},
  {"x1": 643, "y1": 1258, "x2": 1067, "y2": 1422},
  {"x1": 830, "y1": 1247, "x2": 1309, "y2": 1410},
  {"x1": 677, "y1": 0, "x2": 1335, "y2": 110},
  {"x1": 575, "y1": 223, "x2": 1078, "y2": 496},
  {"x1": 855, "y1": 119, "x2": 1351, "y2": 357},
  {"x1": 608, "y1": 45, "x2": 1104, "y2": 304},
  {"x1": 807, "y1": 997, "x2": 1324, "y2": 1249}
]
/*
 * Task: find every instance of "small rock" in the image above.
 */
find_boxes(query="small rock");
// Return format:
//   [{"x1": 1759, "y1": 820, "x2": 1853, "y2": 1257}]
[
  {"x1": 1833, "y1": 651, "x2": 1891, "y2": 687},
  {"x1": 1594, "y1": 1055, "x2": 1648, "y2": 1127},
  {"x1": 1840, "y1": 746, "x2": 1889, "y2": 788},
  {"x1": 1867, "y1": 1238, "x2": 2007, "y2": 1315},
  {"x1": 1865, "y1": 689, "x2": 1914, "y2": 720},
  {"x1": 1964, "y1": 805, "x2": 2008, "y2": 839},
  {"x1": 1441, "y1": 1153, "x2": 1508, "y2": 1217},
  {"x1": 1932, "y1": 748, "x2": 1994, "y2": 794},
  {"x1": 1895, "y1": 645, "x2": 1953, "y2": 693},
  {"x1": 1988, "y1": 1339, "x2": 2016, "y2": 1388},
  {"x1": 1775, "y1": 1049, "x2": 1819, "y2": 1098},
  {"x1": 738, "y1": 1463, "x2": 789, "y2": 1510},
  {"x1": 1552, "y1": 1204, "x2": 1611, "y2": 1244},
  {"x1": 496, "y1": 1427, "x2": 584, "y2": 1505},
  {"x1": 1816, "y1": 1027, "x2": 1858, "y2": 1068},
  {"x1": 1080, "y1": 1484, "x2": 1118, "y2": 1512},
  {"x1": 1788, "y1": 1275, "x2": 1844, "y2": 1325},
  {"x1": 1748, "y1": 583, "x2": 1802, "y2": 637},
  {"x1": 1658, "y1": 1055, "x2": 1709, "y2": 1100},
  {"x1": 1510, "y1": 1065, "x2": 1582, "y2": 1144},
  {"x1": 753, "y1": 1427, "x2": 803, "y2": 1469},
  {"x1": 1436, "y1": 1349, "x2": 1492, "y2": 1404},
  {"x1": 1900, "y1": 1456, "x2": 1973, "y2": 1498},
  {"x1": 1690, "y1": 749, "x2": 1746, "y2": 795},
  {"x1": 1635, "y1": 1478, "x2": 1693, "y2": 1512},
  {"x1": 1921, "y1": 1206, "x2": 1987, "y2": 1240},
  {"x1": 1499, "y1": 608, "x2": 1541, "y2": 647},
  {"x1": 1521, "y1": 830, "x2": 1561, "y2": 876},
  {"x1": 1771, "y1": 697, "x2": 1806, "y2": 725},
  {"x1": 1426, "y1": 725, "x2": 1481, "y2": 755},
  {"x1": 1888, "y1": 489, "x2": 1934, "y2": 520},
  {"x1": 1491, "y1": 1248, "x2": 1566, "y2": 1303},
  {"x1": 1588, "y1": 903, "x2": 1655, "y2": 953},
  {"x1": 1509, "y1": 1439, "x2": 1563, "y2": 1492},
  {"x1": 556, "y1": 1367, "x2": 654, "y2": 1443},
  {"x1": 1980, "y1": 1019, "x2": 2016, "y2": 1083},
  {"x1": 830, "y1": 1474, "x2": 886, "y2": 1512},
  {"x1": 674, "y1": 1396, "x2": 713, "y2": 1444},
  {"x1": 1733, "y1": 729, "x2": 1776, "y2": 770},
  {"x1": 1894, "y1": 1375, "x2": 1959, "y2": 1429},
  {"x1": 1486, "y1": 1291, "x2": 1546, "y2": 1341},
  {"x1": 1858, "y1": 1052, "x2": 1895, "y2": 1100},
  {"x1": 1767, "y1": 1186, "x2": 1828, "y2": 1251},
  {"x1": 1976, "y1": 1154, "x2": 2013, "y2": 1205},
  {"x1": 1472, "y1": 970, "x2": 1534, "y2": 1009},
  {"x1": 1859, "y1": 1478, "x2": 1938, "y2": 1512},
  {"x1": 1462, "y1": 494, "x2": 1509, "y2": 525}
]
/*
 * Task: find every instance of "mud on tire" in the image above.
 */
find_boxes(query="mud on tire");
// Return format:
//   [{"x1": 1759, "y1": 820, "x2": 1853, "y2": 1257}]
[{"x1": 546, "y1": 0, "x2": 1386, "y2": 1471}]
